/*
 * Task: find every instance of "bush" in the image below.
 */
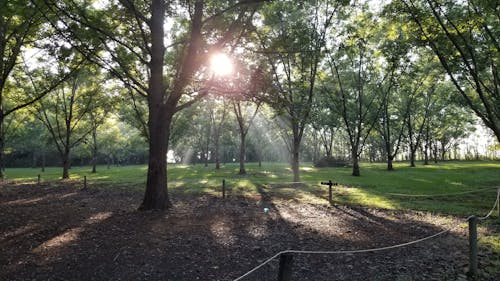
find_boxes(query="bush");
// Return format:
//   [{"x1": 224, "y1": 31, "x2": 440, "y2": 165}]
[{"x1": 314, "y1": 156, "x2": 350, "y2": 167}]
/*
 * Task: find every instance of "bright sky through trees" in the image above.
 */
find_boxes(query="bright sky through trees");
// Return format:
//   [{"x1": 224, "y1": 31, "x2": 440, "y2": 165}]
[{"x1": 210, "y1": 53, "x2": 233, "y2": 76}]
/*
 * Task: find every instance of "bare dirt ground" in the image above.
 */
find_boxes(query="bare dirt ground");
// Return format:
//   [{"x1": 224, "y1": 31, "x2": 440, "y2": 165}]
[{"x1": 0, "y1": 181, "x2": 497, "y2": 281}]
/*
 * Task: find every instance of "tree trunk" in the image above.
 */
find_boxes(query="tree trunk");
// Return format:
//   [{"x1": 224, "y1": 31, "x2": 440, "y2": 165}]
[
  {"x1": 387, "y1": 156, "x2": 394, "y2": 171},
  {"x1": 441, "y1": 142, "x2": 447, "y2": 161},
  {"x1": 214, "y1": 136, "x2": 220, "y2": 170},
  {"x1": 91, "y1": 125, "x2": 97, "y2": 173},
  {"x1": 352, "y1": 150, "x2": 360, "y2": 176},
  {"x1": 0, "y1": 118, "x2": 4, "y2": 179},
  {"x1": 239, "y1": 134, "x2": 246, "y2": 175},
  {"x1": 291, "y1": 137, "x2": 300, "y2": 183},
  {"x1": 139, "y1": 0, "x2": 170, "y2": 211},
  {"x1": 41, "y1": 149, "x2": 46, "y2": 172},
  {"x1": 409, "y1": 148, "x2": 416, "y2": 167},
  {"x1": 62, "y1": 149, "x2": 70, "y2": 179},
  {"x1": 140, "y1": 112, "x2": 171, "y2": 210}
]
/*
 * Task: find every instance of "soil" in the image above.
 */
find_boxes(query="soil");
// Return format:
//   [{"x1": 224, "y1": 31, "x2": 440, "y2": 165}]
[{"x1": 0, "y1": 181, "x2": 498, "y2": 281}]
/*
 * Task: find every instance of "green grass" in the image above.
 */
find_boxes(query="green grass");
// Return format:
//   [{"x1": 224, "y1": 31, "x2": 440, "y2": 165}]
[
  {"x1": 5, "y1": 161, "x2": 500, "y2": 278},
  {"x1": 4, "y1": 161, "x2": 500, "y2": 216}
]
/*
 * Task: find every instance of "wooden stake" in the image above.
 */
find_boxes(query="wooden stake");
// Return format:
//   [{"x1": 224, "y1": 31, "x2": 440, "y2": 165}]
[
  {"x1": 222, "y1": 179, "x2": 226, "y2": 199},
  {"x1": 497, "y1": 188, "x2": 499, "y2": 218},
  {"x1": 468, "y1": 216, "x2": 478, "y2": 278},
  {"x1": 277, "y1": 253, "x2": 293, "y2": 281},
  {"x1": 37, "y1": 174, "x2": 41, "y2": 185},
  {"x1": 83, "y1": 176, "x2": 87, "y2": 190}
]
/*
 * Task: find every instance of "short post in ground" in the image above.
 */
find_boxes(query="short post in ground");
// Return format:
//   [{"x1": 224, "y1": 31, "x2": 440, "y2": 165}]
[
  {"x1": 83, "y1": 175, "x2": 87, "y2": 190},
  {"x1": 37, "y1": 174, "x2": 41, "y2": 185},
  {"x1": 321, "y1": 180, "x2": 338, "y2": 204},
  {"x1": 277, "y1": 252, "x2": 294, "y2": 281},
  {"x1": 497, "y1": 188, "x2": 499, "y2": 218},
  {"x1": 468, "y1": 215, "x2": 478, "y2": 278},
  {"x1": 222, "y1": 179, "x2": 226, "y2": 199}
]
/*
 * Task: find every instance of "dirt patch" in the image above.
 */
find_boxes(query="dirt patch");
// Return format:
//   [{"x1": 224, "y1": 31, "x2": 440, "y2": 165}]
[{"x1": 0, "y1": 181, "x2": 497, "y2": 281}]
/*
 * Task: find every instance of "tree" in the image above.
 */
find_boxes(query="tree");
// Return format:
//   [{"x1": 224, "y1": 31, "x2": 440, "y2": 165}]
[
  {"x1": 37, "y1": 0, "x2": 263, "y2": 209},
  {"x1": 0, "y1": 0, "x2": 77, "y2": 178},
  {"x1": 396, "y1": 0, "x2": 500, "y2": 143},
  {"x1": 256, "y1": 0, "x2": 340, "y2": 182},
  {"x1": 34, "y1": 64, "x2": 102, "y2": 178},
  {"x1": 325, "y1": 7, "x2": 383, "y2": 176}
]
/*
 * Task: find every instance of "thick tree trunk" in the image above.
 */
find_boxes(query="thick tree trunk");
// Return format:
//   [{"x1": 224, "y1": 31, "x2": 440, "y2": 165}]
[
  {"x1": 139, "y1": 0, "x2": 170, "y2": 211},
  {"x1": 352, "y1": 150, "x2": 360, "y2": 176},
  {"x1": 0, "y1": 117, "x2": 4, "y2": 179},
  {"x1": 62, "y1": 149, "x2": 70, "y2": 179},
  {"x1": 387, "y1": 156, "x2": 394, "y2": 171},
  {"x1": 409, "y1": 148, "x2": 416, "y2": 167},
  {"x1": 140, "y1": 112, "x2": 171, "y2": 210},
  {"x1": 239, "y1": 134, "x2": 246, "y2": 175}
]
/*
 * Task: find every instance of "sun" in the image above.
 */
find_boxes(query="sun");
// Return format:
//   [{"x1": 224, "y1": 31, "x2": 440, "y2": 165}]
[{"x1": 210, "y1": 53, "x2": 233, "y2": 76}]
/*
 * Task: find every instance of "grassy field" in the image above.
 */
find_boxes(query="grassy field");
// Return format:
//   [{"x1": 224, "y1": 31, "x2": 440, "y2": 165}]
[
  {"x1": 4, "y1": 161, "x2": 500, "y2": 277},
  {"x1": 4, "y1": 161, "x2": 499, "y2": 216}
]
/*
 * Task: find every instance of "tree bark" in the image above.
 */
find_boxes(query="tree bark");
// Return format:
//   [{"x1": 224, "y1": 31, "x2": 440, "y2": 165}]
[
  {"x1": 239, "y1": 134, "x2": 246, "y2": 175},
  {"x1": 214, "y1": 135, "x2": 220, "y2": 170},
  {"x1": 291, "y1": 136, "x2": 300, "y2": 183},
  {"x1": 91, "y1": 125, "x2": 97, "y2": 173},
  {"x1": 139, "y1": 0, "x2": 170, "y2": 210},
  {"x1": 387, "y1": 156, "x2": 394, "y2": 171},
  {"x1": 0, "y1": 115, "x2": 4, "y2": 179},
  {"x1": 62, "y1": 148, "x2": 70, "y2": 179},
  {"x1": 352, "y1": 149, "x2": 360, "y2": 176}
]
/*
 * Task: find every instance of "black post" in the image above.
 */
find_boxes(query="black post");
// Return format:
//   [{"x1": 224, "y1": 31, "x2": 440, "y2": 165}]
[
  {"x1": 277, "y1": 253, "x2": 293, "y2": 281},
  {"x1": 222, "y1": 179, "x2": 226, "y2": 199},
  {"x1": 468, "y1": 216, "x2": 478, "y2": 278},
  {"x1": 37, "y1": 174, "x2": 41, "y2": 185},
  {"x1": 329, "y1": 184, "x2": 332, "y2": 203},
  {"x1": 83, "y1": 176, "x2": 87, "y2": 190},
  {"x1": 321, "y1": 180, "x2": 337, "y2": 204}
]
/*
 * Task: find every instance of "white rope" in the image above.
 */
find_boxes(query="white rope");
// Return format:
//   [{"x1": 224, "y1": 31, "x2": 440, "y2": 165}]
[
  {"x1": 385, "y1": 186, "x2": 497, "y2": 197},
  {"x1": 477, "y1": 188, "x2": 500, "y2": 220},
  {"x1": 233, "y1": 228, "x2": 449, "y2": 281}
]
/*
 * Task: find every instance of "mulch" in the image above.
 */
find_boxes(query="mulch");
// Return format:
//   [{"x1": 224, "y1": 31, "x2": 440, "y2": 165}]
[{"x1": 0, "y1": 181, "x2": 498, "y2": 281}]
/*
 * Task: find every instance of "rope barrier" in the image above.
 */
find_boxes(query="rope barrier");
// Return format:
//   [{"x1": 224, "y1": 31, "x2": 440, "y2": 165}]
[
  {"x1": 232, "y1": 189, "x2": 500, "y2": 281},
  {"x1": 385, "y1": 187, "x2": 498, "y2": 197},
  {"x1": 477, "y1": 189, "x2": 500, "y2": 220},
  {"x1": 233, "y1": 228, "x2": 450, "y2": 281}
]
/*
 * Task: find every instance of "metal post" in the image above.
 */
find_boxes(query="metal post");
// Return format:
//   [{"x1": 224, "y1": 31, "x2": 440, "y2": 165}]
[
  {"x1": 37, "y1": 174, "x2": 41, "y2": 185},
  {"x1": 222, "y1": 179, "x2": 226, "y2": 199},
  {"x1": 277, "y1": 253, "x2": 293, "y2": 281},
  {"x1": 83, "y1": 176, "x2": 87, "y2": 190},
  {"x1": 468, "y1": 216, "x2": 478, "y2": 278}
]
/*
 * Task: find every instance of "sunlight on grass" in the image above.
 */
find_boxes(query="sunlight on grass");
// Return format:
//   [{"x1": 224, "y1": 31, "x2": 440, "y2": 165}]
[
  {"x1": 4, "y1": 161, "x2": 500, "y2": 216},
  {"x1": 334, "y1": 186, "x2": 399, "y2": 209}
]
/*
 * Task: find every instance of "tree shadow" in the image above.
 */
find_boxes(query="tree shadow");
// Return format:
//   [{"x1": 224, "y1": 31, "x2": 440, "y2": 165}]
[{"x1": 1, "y1": 181, "x2": 497, "y2": 281}]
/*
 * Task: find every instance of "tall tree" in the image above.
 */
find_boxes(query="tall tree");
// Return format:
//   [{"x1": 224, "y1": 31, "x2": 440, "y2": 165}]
[
  {"x1": 37, "y1": 0, "x2": 262, "y2": 209},
  {"x1": 325, "y1": 7, "x2": 383, "y2": 176},
  {"x1": 0, "y1": 1, "x2": 76, "y2": 178},
  {"x1": 34, "y1": 64, "x2": 102, "y2": 178},
  {"x1": 256, "y1": 0, "x2": 339, "y2": 182},
  {"x1": 395, "y1": 0, "x2": 500, "y2": 143}
]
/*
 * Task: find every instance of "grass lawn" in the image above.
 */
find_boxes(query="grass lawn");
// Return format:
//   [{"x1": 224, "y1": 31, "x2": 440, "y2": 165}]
[
  {"x1": 4, "y1": 160, "x2": 499, "y2": 216},
  {"x1": 3, "y1": 160, "x2": 500, "y2": 279}
]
